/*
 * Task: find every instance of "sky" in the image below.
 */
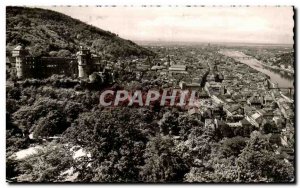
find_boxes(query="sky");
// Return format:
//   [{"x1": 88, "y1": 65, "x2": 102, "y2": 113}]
[{"x1": 40, "y1": 6, "x2": 294, "y2": 44}]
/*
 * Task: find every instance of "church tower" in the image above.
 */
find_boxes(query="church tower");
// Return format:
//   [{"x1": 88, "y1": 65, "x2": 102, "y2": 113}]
[{"x1": 166, "y1": 55, "x2": 171, "y2": 68}]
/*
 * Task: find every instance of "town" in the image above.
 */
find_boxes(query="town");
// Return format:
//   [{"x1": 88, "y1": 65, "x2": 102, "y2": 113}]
[
  {"x1": 7, "y1": 43, "x2": 295, "y2": 167},
  {"x1": 6, "y1": 6, "x2": 295, "y2": 183}
]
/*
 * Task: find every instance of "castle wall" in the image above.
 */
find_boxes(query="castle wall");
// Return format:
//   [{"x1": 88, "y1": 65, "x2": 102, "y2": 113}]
[
  {"x1": 39, "y1": 57, "x2": 77, "y2": 78},
  {"x1": 16, "y1": 57, "x2": 77, "y2": 79},
  {"x1": 91, "y1": 57, "x2": 106, "y2": 72},
  {"x1": 12, "y1": 48, "x2": 106, "y2": 79}
]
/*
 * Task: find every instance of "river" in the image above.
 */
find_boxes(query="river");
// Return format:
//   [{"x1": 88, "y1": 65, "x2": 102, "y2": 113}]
[{"x1": 219, "y1": 50, "x2": 294, "y2": 88}]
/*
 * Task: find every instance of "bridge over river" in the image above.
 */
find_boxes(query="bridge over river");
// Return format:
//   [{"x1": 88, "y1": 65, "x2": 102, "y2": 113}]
[{"x1": 228, "y1": 56, "x2": 252, "y2": 60}]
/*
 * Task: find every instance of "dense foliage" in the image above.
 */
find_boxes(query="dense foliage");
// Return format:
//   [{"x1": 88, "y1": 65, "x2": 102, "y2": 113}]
[
  {"x1": 6, "y1": 77, "x2": 294, "y2": 182},
  {"x1": 6, "y1": 6, "x2": 153, "y2": 58}
]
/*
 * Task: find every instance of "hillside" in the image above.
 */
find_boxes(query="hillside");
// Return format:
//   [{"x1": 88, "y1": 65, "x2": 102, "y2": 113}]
[
  {"x1": 274, "y1": 52, "x2": 294, "y2": 68},
  {"x1": 6, "y1": 6, "x2": 154, "y2": 58}
]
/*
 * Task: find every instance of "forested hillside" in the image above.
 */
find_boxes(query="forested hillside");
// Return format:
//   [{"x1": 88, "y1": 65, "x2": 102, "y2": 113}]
[{"x1": 6, "y1": 6, "x2": 153, "y2": 58}]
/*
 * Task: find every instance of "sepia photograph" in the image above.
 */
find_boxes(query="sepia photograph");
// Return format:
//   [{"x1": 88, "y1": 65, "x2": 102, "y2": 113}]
[{"x1": 5, "y1": 5, "x2": 295, "y2": 183}]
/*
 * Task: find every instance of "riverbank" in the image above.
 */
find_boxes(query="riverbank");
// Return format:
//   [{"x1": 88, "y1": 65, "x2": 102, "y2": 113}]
[
  {"x1": 219, "y1": 49, "x2": 294, "y2": 88},
  {"x1": 261, "y1": 63, "x2": 294, "y2": 74}
]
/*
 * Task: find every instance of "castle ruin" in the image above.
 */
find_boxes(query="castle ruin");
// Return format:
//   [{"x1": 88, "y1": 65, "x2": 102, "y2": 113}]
[{"x1": 11, "y1": 45, "x2": 106, "y2": 80}]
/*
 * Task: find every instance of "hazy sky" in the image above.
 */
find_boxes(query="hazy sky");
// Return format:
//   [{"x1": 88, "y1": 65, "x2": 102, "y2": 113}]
[{"x1": 40, "y1": 6, "x2": 294, "y2": 44}]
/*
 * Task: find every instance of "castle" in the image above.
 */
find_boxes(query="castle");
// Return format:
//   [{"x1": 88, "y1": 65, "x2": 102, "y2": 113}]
[{"x1": 11, "y1": 45, "x2": 107, "y2": 79}]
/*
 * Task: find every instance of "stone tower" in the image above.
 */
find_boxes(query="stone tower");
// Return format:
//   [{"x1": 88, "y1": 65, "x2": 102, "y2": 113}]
[
  {"x1": 77, "y1": 46, "x2": 91, "y2": 78},
  {"x1": 12, "y1": 45, "x2": 28, "y2": 79}
]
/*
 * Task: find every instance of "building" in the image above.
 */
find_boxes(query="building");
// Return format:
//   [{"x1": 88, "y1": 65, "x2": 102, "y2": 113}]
[
  {"x1": 204, "y1": 81, "x2": 225, "y2": 96},
  {"x1": 151, "y1": 65, "x2": 166, "y2": 71},
  {"x1": 12, "y1": 45, "x2": 30, "y2": 79},
  {"x1": 179, "y1": 81, "x2": 201, "y2": 90},
  {"x1": 168, "y1": 64, "x2": 188, "y2": 74},
  {"x1": 11, "y1": 45, "x2": 109, "y2": 80}
]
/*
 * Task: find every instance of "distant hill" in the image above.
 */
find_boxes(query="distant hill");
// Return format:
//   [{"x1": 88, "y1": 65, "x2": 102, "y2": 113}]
[{"x1": 6, "y1": 6, "x2": 154, "y2": 58}]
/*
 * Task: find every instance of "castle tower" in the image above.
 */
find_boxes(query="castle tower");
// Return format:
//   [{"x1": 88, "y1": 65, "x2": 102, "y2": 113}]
[
  {"x1": 77, "y1": 46, "x2": 91, "y2": 78},
  {"x1": 12, "y1": 45, "x2": 28, "y2": 79}
]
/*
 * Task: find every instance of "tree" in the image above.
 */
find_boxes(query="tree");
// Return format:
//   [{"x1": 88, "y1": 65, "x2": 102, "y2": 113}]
[
  {"x1": 33, "y1": 110, "x2": 69, "y2": 138},
  {"x1": 57, "y1": 49, "x2": 71, "y2": 57},
  {"x1": 15, "y1": 143, "x2": 73, "y2": 182},
  {"x1": 63, "y1": 108, "x2": 148, "y2": 182},
  {"x1": 13, "y1": 97, "x2": 65, "y2": 133},
  {"x1": 262, "y1": 120, "x2": 278, "y2": 134},
  {"x1": 220, "y1": 136, "x2": 247, "y2": 158},
  {"x1": 158, "y1": 111, "x2": 180, "y2": 135},
  {"x1": 49, "y1": 51, "x2": 58, "y2": 57},
  {"x1": 140, "y1": 135, "x2": 188, "y2": 182},
  {"x1": 6, "y1": 112, "x2": 29, "y2": 153},
  {"x1": 237, "y1": 131, "x2": 294, "y2": 182},
  {"x1": 31, "y1": 44, "x2": 48, "y2": 57}
]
